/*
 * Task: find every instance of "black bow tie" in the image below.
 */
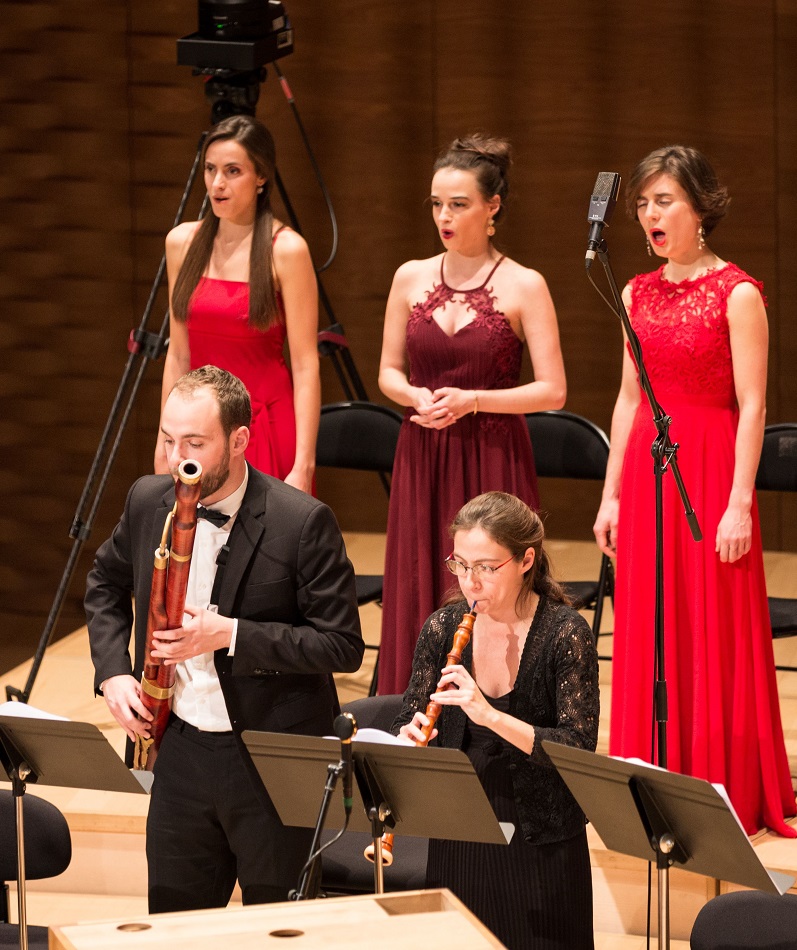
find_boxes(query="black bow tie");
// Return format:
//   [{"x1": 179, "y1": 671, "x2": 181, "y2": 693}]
[{"x1": 197, "y1": 506, "x2": 231, "y2": 527}]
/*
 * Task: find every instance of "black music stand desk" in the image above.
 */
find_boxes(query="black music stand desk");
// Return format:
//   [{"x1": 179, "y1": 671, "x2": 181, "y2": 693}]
[
  {"x1": 0, "y1": 711, "x2": 149, "y2": 950},
  {"x1": 243, "y1": 731, "x2": 510, "y2": 894},
  {"x1": 542, "y1": 741, "x2": 794, "y2": 950}
]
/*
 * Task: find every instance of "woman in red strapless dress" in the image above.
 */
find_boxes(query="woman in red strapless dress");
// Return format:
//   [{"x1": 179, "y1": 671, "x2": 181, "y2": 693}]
[
  {"x1": 158, "y1": 115, "x2": 319, "y2": 494},
  {"x1": 377, "y1": 134, "x2": 568, "y2": 694},
  {"x1": 594, "y1": 145, "x2": 796, "y2": 837}
]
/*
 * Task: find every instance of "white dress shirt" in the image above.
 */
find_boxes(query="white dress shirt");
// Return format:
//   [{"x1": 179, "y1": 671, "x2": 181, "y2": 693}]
[{"x1": 172, "y1": 467, "x2": 248, "y2": 731}]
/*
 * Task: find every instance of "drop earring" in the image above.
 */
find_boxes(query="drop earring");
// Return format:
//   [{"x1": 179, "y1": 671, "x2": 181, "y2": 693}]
[
  {"x1": 697, "y1": 223, "x2": 706, "y2": 251},
  {"x1": 257, "y1": 185, "x2": 264, "y2": 195},
  {"x1": 646, "y1": 237, "x2": 652, "y2": 257},
  {"x1": 487, "y1": 218, "x2": 495, "y2": 237}
]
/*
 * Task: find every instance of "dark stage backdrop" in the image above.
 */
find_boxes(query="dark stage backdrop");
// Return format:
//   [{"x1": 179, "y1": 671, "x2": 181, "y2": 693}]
[{"x1": 1, "y1": 1, "x2": 795, "y2": 671}]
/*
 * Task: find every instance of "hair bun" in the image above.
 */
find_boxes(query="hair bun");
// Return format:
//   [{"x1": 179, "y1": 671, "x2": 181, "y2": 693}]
[{"x1": 450, "y1": 134, "x2": 512, "y2": 176}]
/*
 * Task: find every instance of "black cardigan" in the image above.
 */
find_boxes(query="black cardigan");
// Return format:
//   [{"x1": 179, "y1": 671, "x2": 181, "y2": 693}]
[{"x1": 392, "y1": 596, "x2": 600, "y2": 846}]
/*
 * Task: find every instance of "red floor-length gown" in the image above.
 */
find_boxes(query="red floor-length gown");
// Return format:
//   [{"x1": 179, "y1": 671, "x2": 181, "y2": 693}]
[
  {"x1": 378, "y1": 258, "x2": 539, "y2": 695},
  {"x1": 610, "y1": 262, "x2": 796, "y2": 837},
  {"x1": 186, "y1": 277, "x2": 296, "y2": 479}
]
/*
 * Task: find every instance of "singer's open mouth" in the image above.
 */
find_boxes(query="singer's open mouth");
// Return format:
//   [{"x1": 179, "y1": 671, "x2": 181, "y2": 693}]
[{"x1": 650, "y1": 229, "x2": 666, "y2": 245}]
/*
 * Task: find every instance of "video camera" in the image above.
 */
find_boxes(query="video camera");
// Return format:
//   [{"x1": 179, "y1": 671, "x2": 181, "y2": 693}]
[{"x1": 177, "y1": 0, "x2": 294, "y2": 121}]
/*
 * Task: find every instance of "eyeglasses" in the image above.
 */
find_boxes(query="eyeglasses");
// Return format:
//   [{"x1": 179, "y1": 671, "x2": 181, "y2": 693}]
[{"x1": 444, "y1": 554, "x2": 515, "y2": 579}]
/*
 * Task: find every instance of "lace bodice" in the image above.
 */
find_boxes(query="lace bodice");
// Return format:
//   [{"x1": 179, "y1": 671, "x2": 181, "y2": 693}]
[
  {"x1": 628, "y1": 263, "x2": 765, "y2": 402},
  {"x1": 405, "y1": 255, "x2": 523, "y2": 393},
  {"x1": 392, "y1": 598, "x2": 600, "y2": 845}
]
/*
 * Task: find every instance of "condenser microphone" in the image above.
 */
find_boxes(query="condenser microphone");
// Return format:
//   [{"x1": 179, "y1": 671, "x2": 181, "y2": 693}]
[
  {"x1": 333, "y1": 712, "x2": 357, "y2": 813},
  {"x1": 585, "y1": 172, "x2": 621, "y2": 268}
]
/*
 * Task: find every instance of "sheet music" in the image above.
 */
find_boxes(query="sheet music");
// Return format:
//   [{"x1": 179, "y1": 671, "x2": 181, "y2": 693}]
[
  {"x1": 0, "y1": 700, "x2": 68, "y2": 721},
  {"x1": 323, "y1": 727, "x2": 413, "y2": 746}
]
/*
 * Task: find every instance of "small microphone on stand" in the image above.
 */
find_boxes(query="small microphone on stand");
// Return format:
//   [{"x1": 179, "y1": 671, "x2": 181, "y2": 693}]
[
  {"x1": 585, "y1": 172, "x2": 621, "y2": 269},
  {"x1": 333, "y1": 712, "x2": 357, "y2": 813}
]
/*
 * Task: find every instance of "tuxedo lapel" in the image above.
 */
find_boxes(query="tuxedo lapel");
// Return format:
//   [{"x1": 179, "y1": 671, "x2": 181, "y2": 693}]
[
  {"x1": 147, "y1": 488, "x2": 176, "y2": 564},
  {"x1": 215, "y1": 467, "x2": 267, "y2": 617}
]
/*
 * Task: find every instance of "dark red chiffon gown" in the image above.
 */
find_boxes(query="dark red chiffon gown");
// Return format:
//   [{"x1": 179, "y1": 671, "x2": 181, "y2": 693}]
[
  {"x1": 187, "y1": 277, "x2": 296, "y2": 479},
  {"x1": 378, "y1": 258, "x2": 539, "y2": 695},
  {"x1": 610, "y1": 262, "x2": 796, "y2": 837}
]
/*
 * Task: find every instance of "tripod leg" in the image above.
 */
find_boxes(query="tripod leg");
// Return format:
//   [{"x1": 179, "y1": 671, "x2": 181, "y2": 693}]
[
  {"x1": 6, "y1": 136, "x2": 208, "y2": 705},
  {"x1": 274, "y1": 168, "x2": 369, "y2": 401}
]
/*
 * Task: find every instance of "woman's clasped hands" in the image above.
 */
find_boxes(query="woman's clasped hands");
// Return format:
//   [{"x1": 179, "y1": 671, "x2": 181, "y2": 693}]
[{"x1": 409, "y1": 387, "x2": 475, "y2": 429}]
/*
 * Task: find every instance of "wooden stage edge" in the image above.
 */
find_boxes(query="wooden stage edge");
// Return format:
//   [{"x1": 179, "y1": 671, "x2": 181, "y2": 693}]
[
  {"x1": 1, "y1": 536, "x2": 796, "y2": 943},
  {"x1": 45, "y1": 889, "x2": 696, "y2": 950}
]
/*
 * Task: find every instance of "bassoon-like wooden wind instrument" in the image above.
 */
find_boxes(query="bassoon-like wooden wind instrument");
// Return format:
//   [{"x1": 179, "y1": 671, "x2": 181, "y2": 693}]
[
  {"x1": 133, "y1": 459, "x2": 202, "y2": 771},
  {"x1": 364, "y1": 601, "x2": 477, "y2": 866}
]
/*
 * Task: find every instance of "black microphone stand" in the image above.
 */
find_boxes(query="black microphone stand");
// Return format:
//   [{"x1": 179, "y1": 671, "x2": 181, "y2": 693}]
[
  {"x1": 587, "y1": 240, "x2": 702, "y2": 770},
  {"x1": 290, "y1": 759, "x2": 345, "y2": 901}
]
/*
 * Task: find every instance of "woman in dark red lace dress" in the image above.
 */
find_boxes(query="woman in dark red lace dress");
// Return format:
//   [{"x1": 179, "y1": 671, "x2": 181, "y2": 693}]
[
  {"x1": 378, "y1": 134, "x2": 567, "y2": 694},
  {"x1": 594, "y1": 145, "x2": 796, "y2": 836},
  {"x1": 157, "y1": 115, "x2": 319, "y2": 493},
  {"x1": 394, "y1": 492, "x2": 598, "y2": 949}
]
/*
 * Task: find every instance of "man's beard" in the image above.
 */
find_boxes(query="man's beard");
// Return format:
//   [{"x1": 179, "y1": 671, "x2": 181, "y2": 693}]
[{"x1": 173, "y1": 444, "x2": 230, "y2": 501}]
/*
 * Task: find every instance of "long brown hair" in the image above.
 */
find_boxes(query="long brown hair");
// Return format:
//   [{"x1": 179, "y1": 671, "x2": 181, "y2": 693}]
[
  {"x1": 171, "y1": 115, "x2": 281, "y2": 329},
  {"x1": 625, "y1": 145, "x2": 730, "y2": 236},
  {"x1": 448, "y1": 491, "x2": 570, "y2": 613}
]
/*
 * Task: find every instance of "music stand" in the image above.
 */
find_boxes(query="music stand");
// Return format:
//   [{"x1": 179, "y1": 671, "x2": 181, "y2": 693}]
[
  {"x1": 242, "y1": 731, "x2": 509, "y2": 894},
  {"x1": 542, "y1": 741, "x2": 794, "y2": 950},
  {"x1": 0, "y1": 712, "x2": 149, "y2": 950}
]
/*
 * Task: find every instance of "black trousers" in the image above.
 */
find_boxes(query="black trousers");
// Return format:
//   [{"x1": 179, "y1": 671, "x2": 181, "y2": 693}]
[{"x1": 146, "y1": 716, "x2": 313, "y2": 914}]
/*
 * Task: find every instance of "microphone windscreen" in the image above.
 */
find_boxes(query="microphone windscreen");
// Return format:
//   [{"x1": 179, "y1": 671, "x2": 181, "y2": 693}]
[
  {"x1": 592, "y1": 172, "x2": 620, "y2": 199},
  {"x1": 333, "y1": 712, "x2": 357, "y2": 741}
]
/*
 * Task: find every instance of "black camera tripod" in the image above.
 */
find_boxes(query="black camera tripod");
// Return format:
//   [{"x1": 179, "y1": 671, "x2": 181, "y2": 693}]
[{"x1": 6, "y1": 64, "x2": 367, "y2": 704}]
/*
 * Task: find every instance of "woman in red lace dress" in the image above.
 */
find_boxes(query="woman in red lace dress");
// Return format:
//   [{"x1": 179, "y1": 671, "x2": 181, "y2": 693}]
[
  {"x1": 157, "y1": 115, "x2": 319, "y2": 493},
  {"x1": 594, "y1": 145, "x2": 796, "y2": 836},
  {"x1": 377, "y1": 134, "x2": 567, "y2": 694}
]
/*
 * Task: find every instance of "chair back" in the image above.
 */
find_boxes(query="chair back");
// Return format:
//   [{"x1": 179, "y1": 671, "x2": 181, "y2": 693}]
[
  {"x1": 342, "y1": 694, "x2": 404, "y2": 733},
  {"x1": 525, "y1": 410, "x2": 609, "y2": 481},
  {"x1": 317, "y1": 402, "x2": 403, "y2": 474},
  {"x1": 691, "y1": 891, "x2": 797, "y2": 950},
  {"x1": 755, "y1": 424, "x2": 797, "y2": 493},
  {"x1": 0, "y1": 790, "x2": 72, "y2": 883},
  {"x1": 323, "y1": 695, "x2": 425, "y2": 896}
]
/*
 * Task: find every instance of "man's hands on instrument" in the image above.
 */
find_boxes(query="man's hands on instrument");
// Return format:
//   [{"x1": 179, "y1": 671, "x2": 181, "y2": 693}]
[
  {"x1": 102, "y1": 674, "x2": 153, "y2": 742},
  {"x1": 151, "y1": 604, "x2": 234, "y2": 664},
  {"x1": 430, "y1": 664, "x2": 493, "y2": 726}
]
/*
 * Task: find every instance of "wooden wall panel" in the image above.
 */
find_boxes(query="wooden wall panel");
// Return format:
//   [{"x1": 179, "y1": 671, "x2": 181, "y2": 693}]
[
  {"x1": 0, "y1": 1, "x2": 136, "y2": 672},
  {"x1": 1, "y1": 0, "x2": 795, "y2": 672},
  {"x1": 772, "y1": 0, "x2": 797, "y2": 549}
]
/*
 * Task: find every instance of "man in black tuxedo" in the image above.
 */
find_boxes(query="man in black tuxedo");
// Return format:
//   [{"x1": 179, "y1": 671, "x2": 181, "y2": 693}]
[{"x1": 85, "y1": 366, "x2": 363, "y2": 913}]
